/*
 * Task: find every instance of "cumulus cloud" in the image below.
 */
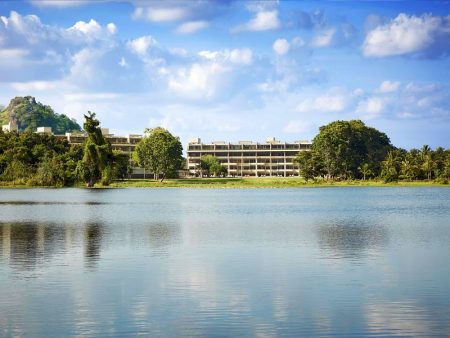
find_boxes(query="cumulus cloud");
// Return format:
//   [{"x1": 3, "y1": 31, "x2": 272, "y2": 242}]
[
  {"x1": 355, "y1": 97, "x2": 386, "y2": 119},
  {"x1": 10, "y1": 80, "x2": 61, "y2": 92},
  {"x1": 30, "y1": 0, "x2": 92, "y2": 7},
  {"x1": 363, "y1": 13, "x2": 450, "y2": 58},
  {"x1": 378, "y1": 81, "x2": 401, "y2": 93},
  {"x1": 133, "y1": 6, "x2": 188, "y2": 23},
  {"x1": 167, "y1": 62, "x2": 230, "y2": 100},
  {"x1": 132, "y1": 1, "x2": 230, "y2": 25},
  {"x1": 283, "y1": 120, "x2": 311, "y2": 134},
  {"x1": 310, "y1": 27, "x2": 336, "y2": 48},
  {"x1": 232, "y1": 10, "x2": 280, "y2": 32},
  {"x1": 296, "y1": 90, "x2": 350, "y2": 113},
  {"x1": 176, "y1": 20, "x2": 209, "y2": 34},
  {"x1": 273, "y1": 39, "x2": 290, "y2": 55},
  {"x1": 198, "y1": 48, "x2": 253, "y2": 65},
  {"x1": 0, "y1": 11, "x2": 118, "y2": 83},
  {"x1": 127, "y1": 35, "x2": 158, "y2": 56}
]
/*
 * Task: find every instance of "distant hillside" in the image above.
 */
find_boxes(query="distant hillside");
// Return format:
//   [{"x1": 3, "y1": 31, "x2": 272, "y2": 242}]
[{"x1": 0, "y1": 96, "x2": 82, "y2": 134}]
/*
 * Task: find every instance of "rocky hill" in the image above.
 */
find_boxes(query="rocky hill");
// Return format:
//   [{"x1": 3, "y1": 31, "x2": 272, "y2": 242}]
[{"x1": 0, "y1": 96, "x2": 81, "y2": 134}]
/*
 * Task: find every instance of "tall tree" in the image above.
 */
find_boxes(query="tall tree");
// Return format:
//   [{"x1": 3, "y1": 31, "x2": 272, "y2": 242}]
[
  {"x1": 310, "y1": 120, "x2": 392, "y2": 180},
  {"x1": 77, "y1": 112, "x2": 113, "y2": 187},
  {"x1": 133, "y1": 127, "x2": 183, "y2": 181}
]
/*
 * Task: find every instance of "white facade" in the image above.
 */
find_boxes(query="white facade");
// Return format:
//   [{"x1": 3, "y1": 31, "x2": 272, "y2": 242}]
[{"x1": 187, "y1": 137, "x2": 312, "y2": 177}]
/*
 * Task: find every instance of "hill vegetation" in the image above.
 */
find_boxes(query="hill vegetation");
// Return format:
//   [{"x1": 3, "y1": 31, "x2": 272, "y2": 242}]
[{"x1": 0, "y1": 96, "x2": 81, "y2": 134}]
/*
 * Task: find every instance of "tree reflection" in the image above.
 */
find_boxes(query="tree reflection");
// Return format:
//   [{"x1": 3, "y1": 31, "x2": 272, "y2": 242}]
[
  {"x1": 84, "y1": 223, "x2": 103, "y2": 268},
  {"x1": 316, "y1": 219, "x2": 388, "y2": 259}
]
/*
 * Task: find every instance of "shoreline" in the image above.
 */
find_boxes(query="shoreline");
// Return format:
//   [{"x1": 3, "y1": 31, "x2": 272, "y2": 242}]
[{"x1": 1, "y1": 178, "x2": 448, "y2": 189}]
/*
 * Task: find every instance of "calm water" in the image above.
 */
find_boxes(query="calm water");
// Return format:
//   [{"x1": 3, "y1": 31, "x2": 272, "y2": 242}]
[{"x1": 0, "y1": 187, "x2": 449, "y2": 337}]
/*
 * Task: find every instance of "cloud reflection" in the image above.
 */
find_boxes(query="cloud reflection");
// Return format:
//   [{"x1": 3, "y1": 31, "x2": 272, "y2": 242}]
[{"x1": 316, "y1": 219, "x2": 388, "y2": 259}]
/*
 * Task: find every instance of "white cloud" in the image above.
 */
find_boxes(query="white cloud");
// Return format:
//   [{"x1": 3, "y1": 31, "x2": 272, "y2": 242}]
[
  {"x1": 168, "y1": 62, "x2": 230, "y2": 100},
  {"x1": 229, "y1": 48, "x2": 253, "y2": 65},
  {"x1": 70, "y1": 19, "x2": 102, "y2": 35},
  {"x1": 176, "y1": 20, "x2": 209, "y2": 34},
  {"x1": 118, "y1": 57, "x2": 128, "y2": 67},
  {"x1": 127, "y1": 35, "x2": 158, "y2": 56},
  {"x1": 363, "y1": 13, "x2": 450, "y2": 57},
  {"x1": 0, "y1": 48, "x2": 29, "y2": 58},
  {"x1": 30, "y1": 0, "x2": 91, "y2": 7},
  {"x1": 273, "y1": 39, "x2": 290, "y2": 55},
  {"x1": 355, "y1": 97, "x2": 386, "y2": 119},
  {"x1": 198, "y1": 48, "x2": 253, "y2": 65},
  {"x1": 10, "y1": 80, "x2": 61, "y2": 92},
  {"x1": 378, "y1": 81, "x2": 401, "y2": 93},
  {"x1": 297, "y1": 91, "x2": 349, "y2": 113},
  {"x1": 232, "y1": 10, "x2": 280, "y2": 32},
  {"x1": 283, "y1": 120, "x2": 311, "y2": 134},
  {"x1": 311, "y1": 27, "x2": 336, "y2": 48},
  {"x1": 133, "y1": 6, "x2": 189, "y2": 22},
  {"x1": 106, "y1": 23, "x2": 117, "y2": 34}
]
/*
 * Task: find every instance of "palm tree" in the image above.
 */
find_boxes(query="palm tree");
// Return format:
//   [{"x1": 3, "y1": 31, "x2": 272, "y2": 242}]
[
  {"x1": 358, "y1": 163, "x2": 372, "y2": 180},
  {"x1": 400, "y1": 159, "x2": 415, "y2": 180},
  {"x1": 421, "y1": 154, "x2": 435, "y2": 180},
  {"x1": 381, "y1": 151, "x2": 399, "y2": 182}
]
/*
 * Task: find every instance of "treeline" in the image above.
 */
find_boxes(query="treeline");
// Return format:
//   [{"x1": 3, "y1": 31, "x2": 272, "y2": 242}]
[
  {"x1": 0, "y1": 112, "x2": 183, "y2": 187},
  {"x1": 294, "y1": 120, "x2": 450, "y2": 183},
  {"x1": 0, "y1": 113, "x2": 131, "y2": 187}
]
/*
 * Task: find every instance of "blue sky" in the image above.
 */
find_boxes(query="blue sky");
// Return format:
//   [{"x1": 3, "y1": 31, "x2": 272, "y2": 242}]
[{"x1": 0, "y1": 0, "x2": 449, "y2": 149}]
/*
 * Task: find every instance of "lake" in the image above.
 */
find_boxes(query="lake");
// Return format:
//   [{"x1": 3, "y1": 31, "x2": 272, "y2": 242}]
[{"x1": 0, "y1": 187, "x2": 449, "y2": 337}]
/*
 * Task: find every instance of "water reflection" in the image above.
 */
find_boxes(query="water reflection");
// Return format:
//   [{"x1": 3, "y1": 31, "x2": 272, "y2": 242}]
[
  {"x1": 84, "y1": 223, "x2": 103, "y2": 268},
  {"x1": 316, "y1": 219, "x2": 388, "y2": 259},
  {"x1": 0, "y1": 221, "x2": 182, "y2": 271},
  {"x1": 0, "y1": 222, "x2": 67, "y2": 270},
  {"x1": 0, "y1": 188, "x2": 449, "y2": 337}
]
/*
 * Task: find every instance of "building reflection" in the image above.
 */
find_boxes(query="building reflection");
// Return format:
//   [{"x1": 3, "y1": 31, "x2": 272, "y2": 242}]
[
  {"x1": 316, "y1": 219, "x2": 388, "y2": 259},
  {"x1": 0, "y1": 221, "x2": 183, "y2": 270},
  {"x1": 0, "y1": 222, "x2": 65, "y2": 270}
]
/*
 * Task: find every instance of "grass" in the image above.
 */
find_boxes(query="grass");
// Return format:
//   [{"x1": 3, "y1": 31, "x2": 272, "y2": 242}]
[
  {"x1": 1, "y1": 177, "x2": 447, "y2": 189},
  {"x1": 107, "y1": 177, "x2": 449, "y2": 189}
]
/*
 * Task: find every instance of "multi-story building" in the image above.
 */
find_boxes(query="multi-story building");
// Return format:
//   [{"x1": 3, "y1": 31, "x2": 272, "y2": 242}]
[
  {"x1": 187, "y1": 137, "x2": 312, "y2": 177},
  {"x1": 54, "y1": 128, "x2": 143, "y2": 154}
]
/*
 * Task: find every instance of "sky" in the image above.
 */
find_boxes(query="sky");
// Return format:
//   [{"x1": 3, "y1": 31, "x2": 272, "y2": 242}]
[{"x1": 0, "y1": 0, "x2": 449, "y2": 149}]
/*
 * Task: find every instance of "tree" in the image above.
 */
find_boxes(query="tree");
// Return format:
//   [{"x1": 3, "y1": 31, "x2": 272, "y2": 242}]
[
  {"x1": 199, "y1": 155, "x2": 227, "y2": 177},
  {"x1": 421, "y1": 153, "x2": 435, "y2": 180},
  {"x1": 381, "y1": 150, "x2": 401, "y2": 182},
  {"x1": 358, "y1": 163, "x2": 373, "y2": 181},
  {"x1": 112, "y1": 151, "x2": 131, "y2": 180},
  {"x1": 311, "y1": 120, "x2": 392, "y2": 180},
  {"x1": 77, "y1": 112, "x2": 113, "y2": 187},
  {"x1": 133, "y1": 127, "x2": 183, "y2": 181},
  {"x1": 294, "y1": 151, "x2": 318, "y2": 182}
]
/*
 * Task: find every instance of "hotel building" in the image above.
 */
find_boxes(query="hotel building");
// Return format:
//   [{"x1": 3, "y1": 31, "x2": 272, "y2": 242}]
[
  {"x1": 54, "y1": 128, "x2": 143, "y2": 154},
  {"x1": 187, "y1": 137, "x2": 312, "y2": 177}
]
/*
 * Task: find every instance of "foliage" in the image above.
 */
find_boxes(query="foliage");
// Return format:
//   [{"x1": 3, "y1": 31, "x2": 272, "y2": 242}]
[
  {"x1": 133, "y1": 127, "x2": 183, "y2": 181},
  {"x1": 77, "y1": 112, "x2": 113, "y2": 187},
  {"x1": 294, "y1": 151, "x2": 320, "y2": 182},
  {"x1": 300, "y1": 120, "x2": 393, "y2": 180},
  {"x1": 0, "y1": 96, "x2": 81, "y2": 134},
  {"x1": 200, "y1": 155, "x2": 227, "y2": 177},
  {"x1": 112, "y1": 151, "x2": 132, "y2": 180}
]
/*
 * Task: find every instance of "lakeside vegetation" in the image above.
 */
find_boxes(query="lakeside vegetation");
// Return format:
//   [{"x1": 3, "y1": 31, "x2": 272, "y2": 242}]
[
  {"x1": 108, "y1": 177, "x2": 449, "y2": 189},
  {"x1": 0, "y1": 97, "x2": 449, "y2": 188}
]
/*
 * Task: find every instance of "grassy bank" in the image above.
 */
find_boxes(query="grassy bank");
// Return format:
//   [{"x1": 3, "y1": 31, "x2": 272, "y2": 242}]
[
  {"x1": 1, "y1": 177, "x2": 448, "y2": 189},
  {"x1": 108, "y1": 177, "x2": 449, "y2": 188}
]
